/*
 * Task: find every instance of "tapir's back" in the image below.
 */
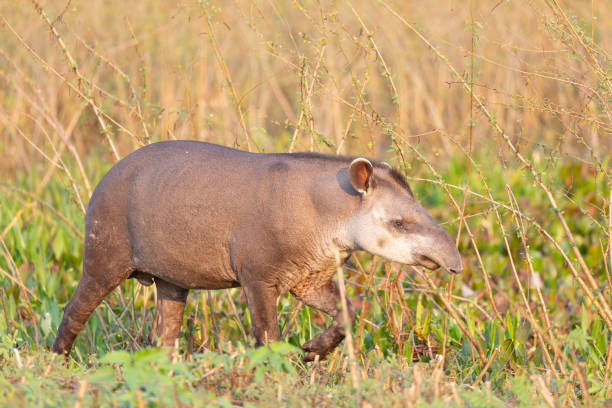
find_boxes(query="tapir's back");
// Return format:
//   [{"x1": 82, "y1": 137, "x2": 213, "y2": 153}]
[{"x1": 87, "y1": 141, "x2": 326, "y2": 289}]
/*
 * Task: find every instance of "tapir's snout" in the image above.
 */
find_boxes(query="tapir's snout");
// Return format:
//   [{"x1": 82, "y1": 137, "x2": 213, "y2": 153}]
[{"x1": 414, "y1": 225, "x2": 463, "y2": 274}]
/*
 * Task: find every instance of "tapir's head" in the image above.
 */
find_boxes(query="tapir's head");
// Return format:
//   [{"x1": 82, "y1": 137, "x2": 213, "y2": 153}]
[{"x1": 345, "y1": 158, "x2": 462, "y2": 274}]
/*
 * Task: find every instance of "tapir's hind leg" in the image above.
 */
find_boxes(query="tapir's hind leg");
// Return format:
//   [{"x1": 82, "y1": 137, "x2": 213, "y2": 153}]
[
  {"x1": 52, "y1": 270, "x2": 128, "y2": 355},
  {"x1": 148, "y1": 279, "x2": 188, "y2": 347},
  {"x1": 53, "y1": 210, "x2": 133, "y2": 356},
  {"x1": 290, "y1": 278, "x2": 355, "y2": 362}
]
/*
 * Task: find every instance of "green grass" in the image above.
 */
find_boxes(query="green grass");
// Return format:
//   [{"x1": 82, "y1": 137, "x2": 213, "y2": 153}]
[{"x1": 0, "y1": 341, "x2": 572, "y2": 407}]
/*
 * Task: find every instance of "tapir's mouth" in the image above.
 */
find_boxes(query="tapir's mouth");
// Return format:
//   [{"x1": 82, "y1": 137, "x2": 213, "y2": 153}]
[
  {"x1": 415, "y1": 254, "x2": 462, "y2": 274},
  {"x1": 415, "y1": 254, "x2": 440, "y2": 271}
]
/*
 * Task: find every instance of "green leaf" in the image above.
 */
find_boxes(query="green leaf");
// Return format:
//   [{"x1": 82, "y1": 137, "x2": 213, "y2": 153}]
[
  {"x1": 40, "y1": 312, "x2": 52, "y2": 337},
  {"x1": 247, "y1": 347, "x2": 269, "y2": 369},
  {"x1": 269, "y1": 354, "x2": 283, "y2": 372},
  {"x1": 506, "y1": 312, "x2": 516, "y2": 341},
  {"x1": 580, "y1": 305, "x2": 590, "y2": 335},
  {"x1": 488, "y1": 320, "x2": 497, "y2": 350},
  {"x1": 88, "y1": 366, "x2": 116, "y2": 383},
  {"x1": 315, "y1": 133, "x2": 337, "y2": 149},
  {"x1": 567, "y1": 328, "x2": 589, "y2": 351},
  {"x1": 515, "y1": 320, "x2": 530, "y2": 347},
  {"x1": 416, "y1": 297, "x2": 424, "y2": 328},
  {"x1": 422, "y1": 310, "x2": 430, "y2": 337},
  {"x1": 254, "y1": 366, "x2": 265, "y2": 382},
  {"x1": 52, "y1": 228, "x2": 65, "y2": 260},
  {"x1": 99, "y1": 350, "x2": 132, "y2": 365},
  {"x1": 500, "y1": 339, "x2": 514, "y2": 360},
  {"x1": 591, "y1": 318, "x2": 606, "y2": 355},
  {"x1": 123, "y1": 365, "x2": 149, "y2": 393},
  {"x1": 269, "y1": 341, "x2": 300, "y2": 355},
  {"x1": 466, "y1": 306, "x2": 476, "y2": 338},
  {"x1": 134, "y1": 347, "x2": 168, "y2": 365}
]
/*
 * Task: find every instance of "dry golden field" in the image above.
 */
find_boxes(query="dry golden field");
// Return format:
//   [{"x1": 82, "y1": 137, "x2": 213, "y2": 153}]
[{"x1": 0, "y1": 0, "x2": 611, "y2": 406}]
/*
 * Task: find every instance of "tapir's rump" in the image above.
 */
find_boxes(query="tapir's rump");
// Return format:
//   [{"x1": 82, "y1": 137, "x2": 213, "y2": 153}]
[{"x1": 53, "y1": 140, "x2": 461, "y2": 360}]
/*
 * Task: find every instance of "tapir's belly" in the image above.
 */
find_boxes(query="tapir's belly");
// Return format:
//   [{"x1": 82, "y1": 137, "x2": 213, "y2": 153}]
[
  {"x1": 129, "y1": 230, "x2": 237, "y2": 290},
  {"x1": 131, "y1": 240, "x2": 240, "y2": 290}
]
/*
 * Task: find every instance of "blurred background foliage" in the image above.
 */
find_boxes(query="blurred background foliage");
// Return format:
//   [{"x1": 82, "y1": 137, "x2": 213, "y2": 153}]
[{"x1": 0, "y1": 0, "x2": 610, "y2": 406}]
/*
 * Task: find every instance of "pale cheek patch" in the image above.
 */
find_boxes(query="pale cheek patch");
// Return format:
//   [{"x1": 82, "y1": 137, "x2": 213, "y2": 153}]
[
  {"x1": 359, "y1": 222, "x2": 417, "y2": 264},
  {"x1": 351, "y1": 206, "x2": 425, "y2": 265},
  {"x1": 376, "y1": 237, "x2": 417, "y2": 264}
]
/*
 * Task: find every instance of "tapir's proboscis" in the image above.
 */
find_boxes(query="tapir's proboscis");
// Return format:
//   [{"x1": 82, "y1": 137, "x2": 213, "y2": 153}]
[{"x1": 53, "y1": 141, "x2": 462, "y2": 361}]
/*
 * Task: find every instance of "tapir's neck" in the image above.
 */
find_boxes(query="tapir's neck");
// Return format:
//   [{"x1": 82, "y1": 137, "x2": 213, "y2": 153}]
[{"x1": 303, "y1": 162, "x2": 364, "y2": 259}]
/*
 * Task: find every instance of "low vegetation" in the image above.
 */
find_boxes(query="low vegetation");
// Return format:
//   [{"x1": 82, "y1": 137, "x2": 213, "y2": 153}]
[{"x1": 0, "y1": 0, "x2": 610, "y2": 406}]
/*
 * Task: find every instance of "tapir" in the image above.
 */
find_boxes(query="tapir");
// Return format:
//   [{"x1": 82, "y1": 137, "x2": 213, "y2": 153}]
[{"x1": 52, "y1": 140, "x2": 462, "y2": 360}]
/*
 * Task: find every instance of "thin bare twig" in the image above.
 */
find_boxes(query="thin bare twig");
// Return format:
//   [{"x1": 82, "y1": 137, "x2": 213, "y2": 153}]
[{"x1": 30, "y1": 0, "x2": 121, "y2": 160}]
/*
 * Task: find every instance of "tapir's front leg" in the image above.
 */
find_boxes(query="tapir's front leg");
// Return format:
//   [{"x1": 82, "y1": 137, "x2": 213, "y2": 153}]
[
  {"x1": 243, "y1": 282, "x2": 280, "y2": 345},
  {"x1": 291, "y1": 278, "x2": 355, "y2": 361},
  {"x1": 149, "y1": 279, "x2": 189, "y2": 346}
]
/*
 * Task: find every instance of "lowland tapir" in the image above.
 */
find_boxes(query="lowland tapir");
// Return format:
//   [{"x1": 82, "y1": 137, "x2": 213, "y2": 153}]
[{"x1": 52, "y1": 141, "x2": 462, "y2": 361}]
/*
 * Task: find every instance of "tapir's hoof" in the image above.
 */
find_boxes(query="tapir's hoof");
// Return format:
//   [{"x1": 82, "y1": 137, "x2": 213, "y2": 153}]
[
  {"x1": 302, "y1": 345, "x2": 336, "y2": 362},
  {"x1": 303, "y1": 351, "x2": 327, "y2": 362},
  {"x1": 301, "y1": 332, "x2": 343, "y2": 362},
  {"x1": 51, "y1": 340, "x2": 69, "y2": 357}
]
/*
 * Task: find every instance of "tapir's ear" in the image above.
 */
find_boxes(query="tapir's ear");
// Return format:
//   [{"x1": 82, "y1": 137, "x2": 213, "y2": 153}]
[{"x1": 349, "y1": 158, "x2": 373, "y2": 194}]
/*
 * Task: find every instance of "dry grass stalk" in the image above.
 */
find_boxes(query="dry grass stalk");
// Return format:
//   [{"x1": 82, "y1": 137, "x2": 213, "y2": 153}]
[
  {"x1": 289, "y1": 45, "x2": 326, "y2": 153},
  {"x1": 403, "y1": 141, "x2": 503, "y2": 324},
  {"x1": 224, "y1": 290, "x2": 249, "y2": 345},
  {"x1": 472, "y1": 347, "x2": 500, "y2": 388},
  {"x1": 605, "y1": 189, "x2": 612, "y2": 386},
  {"x1": 335, "y1": 250, "x2": 360, "y2": 389},
  {"x1": 0, "y1": 236, "x2": 40, "y2": 350},
  {"x1": 532, "y1": 375, "x2": 556, "y2": 408},
  {"x1": 30, "y1": 0, "x2": 121, "y2": 160},
  {"x1": 73, "y1": 380, "x2": 88, "y2": 408},
  {"x1": 418, "y1": 270, "x2": 486, "y2": 363},
  {"x1": 198, "y1": 2, "x2": 251, "y2": 152},
  {"x1": 545, "y1": 0, "x2": 611, "y2": 93}
]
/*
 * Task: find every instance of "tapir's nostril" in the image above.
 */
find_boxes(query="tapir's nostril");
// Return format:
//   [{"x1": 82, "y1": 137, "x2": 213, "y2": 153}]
[{"x1": 448, "y1": 265, "x2": 463, "y2": 274}]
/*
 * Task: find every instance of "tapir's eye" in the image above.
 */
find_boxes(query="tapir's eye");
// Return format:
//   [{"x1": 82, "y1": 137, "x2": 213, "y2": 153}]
[{"x1": 392, "y1": 220, "x2": 407, "y2": 231}]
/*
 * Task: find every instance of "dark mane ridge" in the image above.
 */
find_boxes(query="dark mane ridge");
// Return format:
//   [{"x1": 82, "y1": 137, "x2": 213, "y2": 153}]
[
  {"x1": 274, "y1": 151, "x2": 413, "y2": 196},
  {"x1": 386, "y1": 167, "x2": 414, "y2": 196},
  {"x1": 276, "y1": 151, "x2": 360, "y2": 163}
]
